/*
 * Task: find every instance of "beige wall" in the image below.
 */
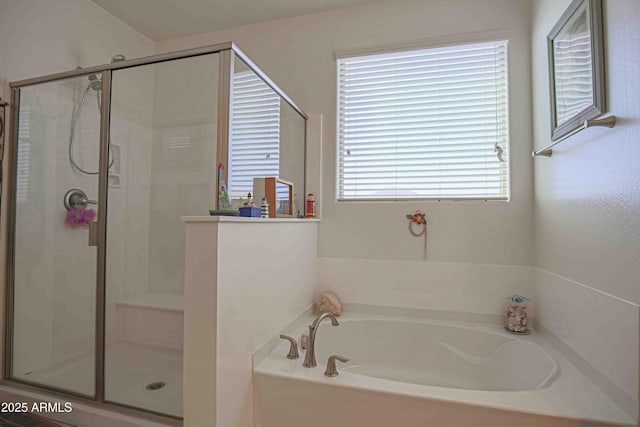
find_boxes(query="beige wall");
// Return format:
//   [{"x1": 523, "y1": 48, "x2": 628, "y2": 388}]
[{"x1": 157, "y1": 0, "x2": 535, "y2": 266}]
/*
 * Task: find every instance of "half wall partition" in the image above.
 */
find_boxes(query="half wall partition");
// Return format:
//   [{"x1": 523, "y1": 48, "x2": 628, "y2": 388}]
[{"x1": 2, "y1": 43, "x2": 307, "y2": 422}]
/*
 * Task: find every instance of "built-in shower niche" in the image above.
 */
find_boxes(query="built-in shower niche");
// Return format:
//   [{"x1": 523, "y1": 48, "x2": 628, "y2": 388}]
[{"x1": 108, "y1": 144, "x2": 121, "y2": 187}]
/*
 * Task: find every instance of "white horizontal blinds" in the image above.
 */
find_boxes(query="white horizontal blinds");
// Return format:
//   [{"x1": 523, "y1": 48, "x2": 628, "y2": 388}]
[
  {"x1": 553, "y1": 3, "x2": 592, "y2": 125},
  {"x1": 17, "y1": 109, "x2": 32, "y2": 203},
  {"x1": 337, "y1": 40, "x2": 509, "y2": 200},
  {"x1": 229, "y1": 70, "x2": 280, "y2": 198}
]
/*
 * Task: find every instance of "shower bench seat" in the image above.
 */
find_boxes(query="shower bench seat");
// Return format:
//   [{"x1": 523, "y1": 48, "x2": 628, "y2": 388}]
[
  {"x1": 114, "y1": 292, "x2": 184, "y2": 350},
  {"x1": 117, "y1": 292, "x2": 184, "y2": 312}
]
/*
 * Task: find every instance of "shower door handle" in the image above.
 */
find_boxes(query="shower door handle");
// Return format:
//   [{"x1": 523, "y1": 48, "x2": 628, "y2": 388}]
[{"x1": 89, "y1": 221, "x2": 99, "y2": 247}]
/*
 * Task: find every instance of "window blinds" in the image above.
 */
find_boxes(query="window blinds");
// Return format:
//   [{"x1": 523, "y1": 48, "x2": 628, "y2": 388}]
[
  {"x1": 17, "y1": 109, "x2": 32, "y2": 203},
  {"x1": 337, "y1": 40, "x2": 509, "y2": 200},
  {"x1": 229, "y1": 71, "x2": 281, "y2": 198}
]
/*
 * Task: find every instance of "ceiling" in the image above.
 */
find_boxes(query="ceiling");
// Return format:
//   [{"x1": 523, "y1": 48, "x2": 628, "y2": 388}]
[{"x1": 91, "y1": 0, "x2": 385, "y2": 41}]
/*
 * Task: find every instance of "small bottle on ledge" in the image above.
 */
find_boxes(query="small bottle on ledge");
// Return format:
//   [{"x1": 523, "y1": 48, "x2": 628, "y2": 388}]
[{"x1": 305, "y1": 193, "x2": 316, "y2": 218}]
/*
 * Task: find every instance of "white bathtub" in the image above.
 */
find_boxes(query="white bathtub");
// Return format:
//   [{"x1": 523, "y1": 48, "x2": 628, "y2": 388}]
[
  {"x1": 315, "y1": 319, "x2": 557, "y2": 392},
  {"x1": 253, "y1": 310, "x2": 634, "y2": 427}
]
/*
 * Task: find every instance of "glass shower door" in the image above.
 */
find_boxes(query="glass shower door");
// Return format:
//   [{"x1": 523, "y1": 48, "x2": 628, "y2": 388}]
[
  {"x1": 104, "y1": 53, "x2": 219, "y2": 418},
  {"x1": 9, "y1": 74, "x2": 104, "y2": 396}
]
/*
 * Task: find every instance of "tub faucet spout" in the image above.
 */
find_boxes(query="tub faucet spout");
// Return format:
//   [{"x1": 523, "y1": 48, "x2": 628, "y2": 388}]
[{"x1": 303, "y1": 312, "x2": 339, "y2": 368}]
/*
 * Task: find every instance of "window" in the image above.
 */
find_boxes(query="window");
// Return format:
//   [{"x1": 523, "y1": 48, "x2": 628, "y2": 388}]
[
  {"x1": 337, "y1": 40, "x2": 509, "y2": 200},
  {"x1": 229, "y1": 70, "x2": 281, "y2": 198}
]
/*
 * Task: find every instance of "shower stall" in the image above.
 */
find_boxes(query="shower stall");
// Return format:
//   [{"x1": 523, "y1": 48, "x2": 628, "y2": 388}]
[{"x1": 1, "y1": 43, "x2": 307, "y2": 422}]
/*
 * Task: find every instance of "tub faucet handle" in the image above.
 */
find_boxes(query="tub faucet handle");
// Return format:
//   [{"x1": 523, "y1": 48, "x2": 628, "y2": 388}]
[
  {"x1": 300, "y1": 334, "x2": 309, "y2": 351},
  {"x1": 324, "y1": 355, "x2": 349, "y2": 377},
  {"x1": 279, "y1": 335, "x2": 299, "y2": 359}
]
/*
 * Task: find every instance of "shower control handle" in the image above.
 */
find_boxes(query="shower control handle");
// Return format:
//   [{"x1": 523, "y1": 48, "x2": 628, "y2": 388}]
[
  {"x1": 78, "y1": 197, "x2": 97, "y2": 207},
  {"x1": 64, "y1": 189, "x2": 96, "y2": 210}
]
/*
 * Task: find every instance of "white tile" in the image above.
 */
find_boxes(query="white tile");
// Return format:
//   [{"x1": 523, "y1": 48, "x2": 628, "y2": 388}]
[
  {"x1": 318, "y1": 257, "x2": 534, "y2": 315},
  {"x1": 535, "y1": 268, "x2": 639, "y2": 419}
]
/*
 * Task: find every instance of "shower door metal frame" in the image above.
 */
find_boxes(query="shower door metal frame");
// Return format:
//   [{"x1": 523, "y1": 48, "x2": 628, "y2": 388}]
[
  {"x1": 1, "y1": 42, "x2": 307, "y2": 424},
  {"x1": 94, "y1": 70, "x2": 111, "y2": 405}
]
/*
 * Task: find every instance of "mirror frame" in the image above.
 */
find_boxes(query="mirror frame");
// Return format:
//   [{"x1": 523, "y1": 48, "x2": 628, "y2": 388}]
[
  {"x1": 266, "y1": 177, "x2": 294, "y2": 218},
  {"x1": 547, "y1": 0, "x2": 605, "y2": 141}
]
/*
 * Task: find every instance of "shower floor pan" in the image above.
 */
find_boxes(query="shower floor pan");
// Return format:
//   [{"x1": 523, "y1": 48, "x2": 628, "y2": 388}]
[{"x1": 13, "y1": 341, "x2": 182, "y2": 418}]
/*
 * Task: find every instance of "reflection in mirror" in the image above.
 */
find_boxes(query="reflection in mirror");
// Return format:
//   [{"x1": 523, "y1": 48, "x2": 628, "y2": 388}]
[
  {"x1": 275, "y1": 179, "x2": 293, "y2": 216},
  {"x1": 229, "y1": 59, "x2": 280, "y2": 201},
  {"x1": 553, "y1": 0, "x2": 592, "y2": 127},
  {"x1": 279, "y1": 98, "x2": 306, "y2": 216},
  {"x1": 229, "y1": 55, "x2": 306, "y2": 216}
]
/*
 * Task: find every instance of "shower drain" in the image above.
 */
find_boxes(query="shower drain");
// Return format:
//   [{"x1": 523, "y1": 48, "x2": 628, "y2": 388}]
[{"x1": 145, "y1": 381, "x2": 166, "y2": 391}]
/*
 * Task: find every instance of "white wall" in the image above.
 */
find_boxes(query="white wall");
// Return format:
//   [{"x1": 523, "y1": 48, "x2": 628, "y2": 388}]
[
  {"x1": 0, "y1": 0, "x2": 153, "y2": 82},
  {"x1": 183, "y1": 218, "x2": 318, "y2": 427},
  {"x1": 156, "y1": 0, "x2": 534, "y2": 266},
  {"x1": 531, "y1": 0, "x2": 640, "y2": 305},
  {"x1": 530, "y1": 0, "x2": 640, "y2": 421}
]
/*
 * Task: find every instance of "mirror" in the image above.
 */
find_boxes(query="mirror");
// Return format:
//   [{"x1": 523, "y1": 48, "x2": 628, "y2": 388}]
[
  {"x1": 275, "y1": 179, "x2": 293, "y2": 216},
  {"x1": 547, "y1": 0, "x2": 605, "y2": 141},
  {"x1": 252, "y1": 177, "x2": 293, "y2": 218},
  {"x1": 226, "y1": 55, "x2": 306, "y2": 216}
]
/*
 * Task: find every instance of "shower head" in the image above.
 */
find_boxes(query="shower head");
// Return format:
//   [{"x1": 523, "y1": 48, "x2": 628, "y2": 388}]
[
  {"x1": 88, "y1": 74, "x2": 102, "y2": 91},
  {"x1": 83, "y1": 55, "x2": 125, "y2": 91}
]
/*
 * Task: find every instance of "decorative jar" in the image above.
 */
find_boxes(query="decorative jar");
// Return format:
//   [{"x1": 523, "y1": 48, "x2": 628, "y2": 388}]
[{"x1": 505, "y1": 295, "x2": 530, "y2": 334}]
